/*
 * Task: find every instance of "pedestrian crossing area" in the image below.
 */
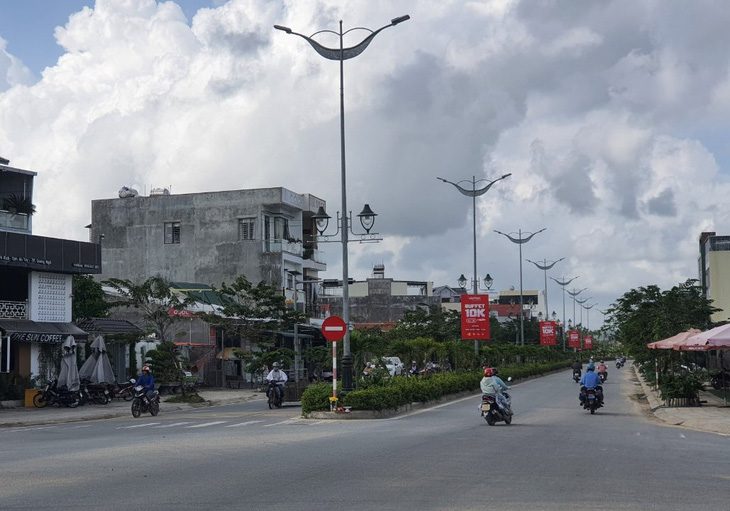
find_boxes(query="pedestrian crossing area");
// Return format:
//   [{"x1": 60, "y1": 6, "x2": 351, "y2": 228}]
[{"x1": 2, "y1": 417, "x2": 334, "y2": 434}]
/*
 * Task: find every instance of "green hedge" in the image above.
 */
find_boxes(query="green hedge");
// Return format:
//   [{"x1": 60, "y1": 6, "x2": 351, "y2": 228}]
[{"x1": 301, "y1": 360, "x2": 570, "y2": 413}]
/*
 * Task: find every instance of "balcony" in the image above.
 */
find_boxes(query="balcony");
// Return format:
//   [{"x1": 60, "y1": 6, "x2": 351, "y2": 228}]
[
  {"x1": 264, "y1": 238, "x2": 303, "y2": 256},
  {"x1": 0, "y1": 300, "x2": 28, "y2": 319},
  {"x1": 0, "y1": 210, "x2": 30, "y2": 232}
]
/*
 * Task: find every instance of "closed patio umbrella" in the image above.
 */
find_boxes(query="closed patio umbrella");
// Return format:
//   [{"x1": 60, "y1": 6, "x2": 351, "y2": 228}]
[{"x1": 57, "y1": 336, "x2": 80, "y2": 391}]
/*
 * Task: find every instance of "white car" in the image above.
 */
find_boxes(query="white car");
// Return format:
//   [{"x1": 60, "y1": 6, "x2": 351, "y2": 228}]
[{"x1": 380, "y1": 357, "x2": 404, "y2": 376}]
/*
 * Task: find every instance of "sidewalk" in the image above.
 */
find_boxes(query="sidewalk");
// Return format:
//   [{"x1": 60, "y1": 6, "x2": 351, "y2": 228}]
[
  {"x1": 633, "y1": 365, "x2": 730, "y2": 436},
  {"x1": 0, "y1": 388, "x2": 266, "y2": 428}
]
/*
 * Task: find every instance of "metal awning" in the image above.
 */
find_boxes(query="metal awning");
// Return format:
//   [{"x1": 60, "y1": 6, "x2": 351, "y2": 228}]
[
  {"x1": 75, "y1": 318, "x2": 143, "y2": 334},
  {"x1": 0, "y1": 320, "x2": 88, "y2": 343}
]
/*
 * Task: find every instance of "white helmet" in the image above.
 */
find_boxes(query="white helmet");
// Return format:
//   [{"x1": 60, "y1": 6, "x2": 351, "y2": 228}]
[{"x1": 272, "y1": 362, "x2": 280, "y2": 368}]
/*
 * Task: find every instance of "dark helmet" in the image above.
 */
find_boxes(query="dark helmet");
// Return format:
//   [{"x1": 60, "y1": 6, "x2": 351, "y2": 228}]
[
  {"x1": 587, "y1": 363, "x2": 595, "y2": 371},
  {"x1": 491, "y1": 367, "x2": 499, "y2": 376}
]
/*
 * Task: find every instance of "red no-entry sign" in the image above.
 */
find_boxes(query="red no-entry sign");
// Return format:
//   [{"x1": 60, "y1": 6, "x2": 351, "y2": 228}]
[{"x1": 322, "y1": 316, "x2": 347, "y2": 342}]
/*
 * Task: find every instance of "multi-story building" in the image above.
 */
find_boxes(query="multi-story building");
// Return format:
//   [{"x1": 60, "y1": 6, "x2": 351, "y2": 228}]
[
  {"x1": 317, "y1": 264, "x2": 440, "y2": 327},
  {"x1": 0, "y1": 157, "x2": 101, "y2": 380},
  {"x1": 698, "y1": 231, "x2": 730, "y2": 323},
  {"x1": 89, "y1": 187, "x2": 327, "y2": 314}
]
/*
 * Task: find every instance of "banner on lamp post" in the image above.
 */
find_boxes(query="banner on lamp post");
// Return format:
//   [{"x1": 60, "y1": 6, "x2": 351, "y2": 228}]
[
  {"x1": 539, "y1": 321, "x2": 557, "y2": 345},
  {"x1": 584, "y1": 335, "x2": 593, "y2": 350},
  {"x1": 461, "y1": 294, "x2": 490, "y2": 340},
  {"x1": 568, "y1": 330, "x2": 581, "y2": 348}
]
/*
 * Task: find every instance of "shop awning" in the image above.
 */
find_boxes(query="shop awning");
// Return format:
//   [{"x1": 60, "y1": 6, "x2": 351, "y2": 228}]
[
  {"x1": 75, "y1": 318, "x2": 143, "y2": 334},
  {"x1": 0, "y1": 320, "x2": 89, "y2": 343}
]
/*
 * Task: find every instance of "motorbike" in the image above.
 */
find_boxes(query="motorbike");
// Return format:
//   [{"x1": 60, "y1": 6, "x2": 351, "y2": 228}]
[
  {"x1": 80, "y1": 379, "x2": 111, "y2": 405},
  {"x1": 599, "y1": 371, "x2": 607, "y2": 383},
  {"x1": 710, "y1": 371, "x2": 730, "y2": 390},
  {"x1": 616, "y1": 360, "x2": 622, "y2": 369},
  {"x1": 33, "y1": 379, "x2": 80, "y2": 408},
  {"x1": 581, "y1": 388, "x2": 603, "y2": 414},
  {"x1": 573, "y1": 369, "x2": 581, "y2": 383},
  {"x1": 111, "y1": 379, "x2": 137, "y2": 401},
  {"x1": 130, "y1": 385, "x2": 160, "y2": 418},
  {"x1": 266, "y1": 380, "x2": 284, "y2": 409},
  {"x1": 481, "y1": 392, "x2": 512, "y2": 426}
]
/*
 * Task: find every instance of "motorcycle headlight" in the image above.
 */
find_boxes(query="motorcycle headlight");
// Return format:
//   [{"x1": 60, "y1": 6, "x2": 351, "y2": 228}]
[{"x1": 135, "y1": 386, "x2": 143, "y2": 391}]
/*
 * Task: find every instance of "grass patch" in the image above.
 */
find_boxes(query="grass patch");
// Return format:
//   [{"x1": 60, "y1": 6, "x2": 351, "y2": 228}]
[{"x1": 164, "y1": 393, "x2": 206, "y2": 404}]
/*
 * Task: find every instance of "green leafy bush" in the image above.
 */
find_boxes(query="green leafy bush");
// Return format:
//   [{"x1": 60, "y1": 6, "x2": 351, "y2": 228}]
[
  {"x1": 301, "y1": 382, "x2": 335, "y2": 413},
  {"x1": 658, "y1": 369, "x2": 706, "y2": 403}
]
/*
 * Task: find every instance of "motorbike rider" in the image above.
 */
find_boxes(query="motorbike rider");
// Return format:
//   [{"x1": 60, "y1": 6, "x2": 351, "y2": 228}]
[
  {"x1": 409, "y1": 360, "x2": 419, "y2": 377},
  {"x1": 481, "y1": 367, "x2": 512, "y2": 415},
  {"x1": 137, "y1": 366, "x2": 156, "y2": 402},
  {"x1": 266, "y1": 362, "x2": 288, "y2": 402},
  {"x1": 597, "y1": 360, "x2": 608, "y2": 380},
  {"x1": 571, "y1": 359, "x2": 582, "y2": 378},
  {"x1": 579, "y1": 363, "x2": 604, "y2": 404}
]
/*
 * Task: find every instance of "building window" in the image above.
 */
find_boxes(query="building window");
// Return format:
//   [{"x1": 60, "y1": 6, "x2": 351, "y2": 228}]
[
  {"x1": 238, "y1": 217, "x2": 255, "y2": 240},
  {"x1": 164, "y1": 222, "x2": 181, "y2": 244}
]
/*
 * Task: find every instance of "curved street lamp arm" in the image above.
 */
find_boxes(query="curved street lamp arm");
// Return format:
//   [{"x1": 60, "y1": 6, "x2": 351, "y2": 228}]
[
  {"x1": 275, "y1": 16, "x2": 409, "y2": 61},
  {"x1": 575, "y1": 296, "x2": 592, "y2": 304},
  {"x1": 567, "y1": 287, "x2": 588, "y2": 297},
  {"x1": 438, "y1": 174, "x2": 511, "y2": 197},
  {"x1": 494, "y1": 228, "x2": 546, "y2": 244},
  {"x1": 550, "y1": 276, "x2": 578, "y2": 286},
  {"x1": 527, "y1": 257, "x2": 565, "y2": 271}
]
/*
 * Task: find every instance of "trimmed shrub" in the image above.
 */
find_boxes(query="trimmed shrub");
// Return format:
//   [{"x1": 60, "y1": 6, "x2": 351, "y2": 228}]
[{"x1": 301, "y1": 382, "x2": 335, "y2": 413}]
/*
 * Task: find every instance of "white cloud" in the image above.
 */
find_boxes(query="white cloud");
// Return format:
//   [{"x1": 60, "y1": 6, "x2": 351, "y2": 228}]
[{"x1": 2, "y1": 0, "x2": 730, "y2": 327}]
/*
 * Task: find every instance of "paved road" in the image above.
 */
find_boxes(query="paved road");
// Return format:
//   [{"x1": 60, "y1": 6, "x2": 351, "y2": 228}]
[{"x1": 2, "y1": 368, "x2": 729, "y2": 510}]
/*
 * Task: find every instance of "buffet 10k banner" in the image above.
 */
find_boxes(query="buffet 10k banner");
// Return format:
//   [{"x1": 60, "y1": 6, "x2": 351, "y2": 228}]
[
  {"x1": 539, "y1": 321, "x2": 557, "y2": 345},
  {"x1": 461, "y1": 294, "x2": 490, "y2": 340}
]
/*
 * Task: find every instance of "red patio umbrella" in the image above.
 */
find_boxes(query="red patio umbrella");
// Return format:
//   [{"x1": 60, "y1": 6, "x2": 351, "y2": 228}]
[
  {"x1": 673, "y1": 324, "x2": 730, "y2": 351},
  {"x1": 647, "y1": 329, "x2": 701, "y2": 349}
]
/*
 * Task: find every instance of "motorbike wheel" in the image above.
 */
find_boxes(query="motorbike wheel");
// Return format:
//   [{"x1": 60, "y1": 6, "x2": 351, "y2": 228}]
[
  {"x1": 131, "y1": 399, "x2": 142, "y2": 418},
  {"x1": 94, "y1": 394, "x2": 110, "y2": 405},
  {"x1": 122, "y1": 390, "x2": 134, "y2": 402},
  {"x1": 711, "y1": 379, "x2": 723, "y2": 390},
  {"x1": 78, "y1": 392, "x2": 89, "y2": 406},
  {"x1": 268, "y1": 394, "x2": 273, "y2": 410},
  {"x1": 504, "y1": 413, "x2": 512, "y2": 425},
  {"x1": 485, "y1": 413, "x2": 497, "y2": 426},
  {"x1": 66, "y1": 393, "x2": 80, "y2": 408},
  {"x1": 150, "y1": 400, "x2": 160, "y2": 416},
  {"x1": 33, "y1": 392, "x2": 48, "y2": 408}
]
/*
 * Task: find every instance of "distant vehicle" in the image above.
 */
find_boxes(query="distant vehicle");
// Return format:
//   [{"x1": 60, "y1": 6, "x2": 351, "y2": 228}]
[{"x1": 381, "y1": 357, "x2": 404, "y2": 376}]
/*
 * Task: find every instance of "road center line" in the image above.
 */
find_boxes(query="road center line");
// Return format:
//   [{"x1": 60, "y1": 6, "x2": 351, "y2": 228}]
[{"x1": 187, "y1": 421, "x2": 228, "y2": 428}]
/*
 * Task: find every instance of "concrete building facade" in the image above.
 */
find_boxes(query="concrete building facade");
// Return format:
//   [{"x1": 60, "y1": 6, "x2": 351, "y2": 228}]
[
  {"x1": 699, "y1": 231, "x2": 730, "y2": 323},
  {"x1": 90, "y1": 187, "x2": 327, "y2": 313}
]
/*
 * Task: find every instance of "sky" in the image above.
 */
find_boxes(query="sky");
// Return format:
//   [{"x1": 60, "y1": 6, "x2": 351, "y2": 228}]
[{"x1": 2, "y1": 0, "x2": 730, "y2": 331}]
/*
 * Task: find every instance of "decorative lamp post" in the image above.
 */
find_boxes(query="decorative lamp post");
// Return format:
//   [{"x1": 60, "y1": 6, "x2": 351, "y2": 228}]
[
  {"x1": 526, "y1": 257, "x2": 564, "y2": 319},
  {"x1": 549, "y1": 276, "x2": 578, "y2": 350},
  {"x1": 494, "y1": 228, "x2": 546, "y2": 346},
  {"x1": 575, "y1": 296, "x2": 592, "y2": 329},
  {"x1": 275, "y1": 15, "x2": 410, "y2": 393},
  {"x1": 567, "y1": 287, "x2": 587, "y2": 327}
]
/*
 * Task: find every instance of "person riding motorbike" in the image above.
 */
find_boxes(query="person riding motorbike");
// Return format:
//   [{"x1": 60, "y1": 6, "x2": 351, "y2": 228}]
[
  {"x1": 481, "y1": 367, "x2": 512, "y2": 414},
  {"x1": 571, "y1": 359, "x2": 582, "y2": 378},
  {"x1": 136, "y1": 366, "x2": 156, "y2": 402},
  {"x1": 597, "y1": 360, "x2": 608, "y2": 381},
  {"x1": 409, "y1": 360, "x2": 419, "y2": 377},
  {"x1": 579, "y1": 363, "x2": 604, "y2": 404},
  {"x1": 266, "y1": 362, "x2": 288, "y2": 402}
]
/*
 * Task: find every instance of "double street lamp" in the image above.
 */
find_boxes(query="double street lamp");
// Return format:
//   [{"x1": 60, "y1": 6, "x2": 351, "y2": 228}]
[
  {"x1": 526, "y1": 257, "x2": 564, "y2": 319},
  {"x1": 274, "y1": 15, "x2": 410, "y2": 393},
  {"x1": 494, "y1": 228, "x2": 546, "y2": 346},
  {"x1": 549, "y1": 275, "x2": 578, "y2": 350},
  {"x1": 438, "y1": 174, "x2": 510, "y2": 354}
]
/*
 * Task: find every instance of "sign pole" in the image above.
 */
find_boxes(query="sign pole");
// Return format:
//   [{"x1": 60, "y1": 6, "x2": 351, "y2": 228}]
[{"x1": 332, "y1": 341, "x2": 337, "y2": 405}]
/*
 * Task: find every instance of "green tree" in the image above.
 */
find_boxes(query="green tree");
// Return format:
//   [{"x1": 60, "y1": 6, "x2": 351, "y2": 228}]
[
  {"x1": 198, "y1": 275, "x2": 306, "y2": 373},
  {"x1": 604, "y1": 279, "x2": 718, "y2": 365},
  {"x1": 386, "y1": 306, "x2": 461, "y2": 343},
  {"x1": 72, "y1": 275, "x2": 110, "y2": 321}
]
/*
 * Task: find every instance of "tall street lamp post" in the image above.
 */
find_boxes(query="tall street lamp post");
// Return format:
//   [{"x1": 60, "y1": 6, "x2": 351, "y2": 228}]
[
  {"x1": 437, "y1": 174, "x2": 510, "y2": 354},
  {"x1": 526, "y1": 257, "x2": 564, "y2": 319},
  {"x1": 581, "y1": 303, "x2": 595, "y2": 332},
  {"x1": 567, "y1": 287, "x2": 587, "y2": 327},
  {"x1": 575, "y1": 296, "x2": 592, "y2": 328},
  {"x1": 274, "y1": 15, "x2": 410, "y2": 393},
  {"x1": 494, "y1": 228, "x2": 546, "y2": 346},
  {"x1": 549, "y1": 276, "x2": 578, "y2": 350}
]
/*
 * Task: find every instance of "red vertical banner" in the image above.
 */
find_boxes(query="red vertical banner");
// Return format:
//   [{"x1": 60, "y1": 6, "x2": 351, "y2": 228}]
[
  {"x1": 584, "y1": 335, "x2": 593, "y2": 350},
  {"x1": 461, "y1": 294, "x2": 490, "y2": 340},
  {"x1": 568, "y1": 330, "x2": 581, "y2": 348},
  {"x1": 539, "y1": 321, "x2": 557, "y2": 345}
]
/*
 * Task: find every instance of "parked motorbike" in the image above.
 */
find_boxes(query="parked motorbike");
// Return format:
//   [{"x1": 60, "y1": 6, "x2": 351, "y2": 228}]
[
  {"x1": 112, "y1": 379, "x2": 137, "y2": 401},
  {"x1": 33, "y1": 379, "x2": 80, "y2": 408},
  {"x1": 130, "y1": 385, "x2": 160, "y2": 418},
  {"x1": 78, "y1": 383, "x2": 91, "y2": 406},
  {"x1": 266, "y1": 380, "x2": 284, "y2": 409},
  {"x1": 581, "y1": 388, "x2": 603, "y2": 414},
  {"x1": 573, "y1": 369, "x2": 581, "y2": 383},
  {"x1": 710, "y1": 371, "x2": 730, "y2": 390},
  {"x1": 481, "y1": 392, "x2": 513, "y2": 426}
]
